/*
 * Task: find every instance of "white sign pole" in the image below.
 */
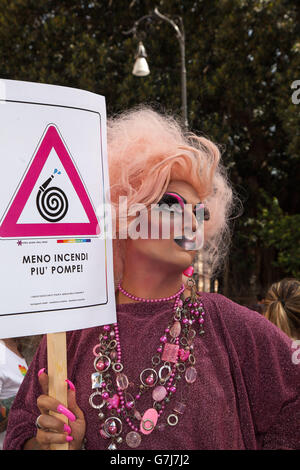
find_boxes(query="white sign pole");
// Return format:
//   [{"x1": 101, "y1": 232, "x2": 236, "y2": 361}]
[{"x1": 47, "y1": 332, "x2": 69, "y2": 450}]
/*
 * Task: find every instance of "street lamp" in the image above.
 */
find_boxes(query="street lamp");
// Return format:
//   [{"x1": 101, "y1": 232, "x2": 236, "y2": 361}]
[
  {"x1": 124, "y1": 7, "x2": 188, "y2": 129},
  {"x1": 132, "y1": 41, "x2": 150, "y2": 77}
]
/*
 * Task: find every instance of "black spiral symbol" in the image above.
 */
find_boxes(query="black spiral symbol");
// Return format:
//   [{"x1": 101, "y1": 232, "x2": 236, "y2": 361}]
[{"x1": 36, "y1": 174, "x2": 68, "y2": 222}]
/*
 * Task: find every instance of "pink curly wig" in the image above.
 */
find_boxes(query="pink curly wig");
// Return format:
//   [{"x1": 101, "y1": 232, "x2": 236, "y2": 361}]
[{"x1": 107, "y1": 106, "x2": 237, "y2": 287}]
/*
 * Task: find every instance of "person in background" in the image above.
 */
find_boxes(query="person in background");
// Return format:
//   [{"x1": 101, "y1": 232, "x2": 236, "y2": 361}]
[
  {"x1": 0, "y1": 338, "x2": 28, "y2": 450},
  {"x1": 256, "y1": 293, "x2": 266, "y2": 314},
  {"x1": 264, "y1": 278, "x2": 300, "y2": 340},
  {"x1": 248, "y1": 293, "x2": 266, "y2": 315},
  {"x1": 0, "y1": 335, "x2": 42, "y2": 449}
]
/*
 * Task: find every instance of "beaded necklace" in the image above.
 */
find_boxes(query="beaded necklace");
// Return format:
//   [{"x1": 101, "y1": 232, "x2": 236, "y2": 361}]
[{"x1": 89, "y1": 279, "x2": 205, "y2": 450}]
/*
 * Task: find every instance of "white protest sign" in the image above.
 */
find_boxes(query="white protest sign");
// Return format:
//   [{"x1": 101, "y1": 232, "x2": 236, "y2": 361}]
[{"x1": 0, "y1": 79, "x2": 116, "y2": 338}]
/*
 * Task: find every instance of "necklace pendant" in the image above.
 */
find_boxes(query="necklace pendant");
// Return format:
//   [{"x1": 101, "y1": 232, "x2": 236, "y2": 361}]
[
  {"x1": 103, "y1": 416, "x2": 123, "y2": 441},
  {"x1": 145, "y1": 373, "x2": 155, "y2": 386},
  {"x1": 107, "y1": 420, "x2": 118, "y2": 435},
  {"x1": 116, "y1": 372, "x2": 129, "y2": 390},
  {"x1": 140, "y1": 368, "x2": 158, "y2": 387},
  {"x1": 108, "y1": 442, "x2": 117, "y2": 450},
  {"x1": 152, "y1": 385, "x2": 167, "y2": 402},
  {"x1": 140, "y1": 408, "x2": 158, "y2": 435},
  {"x1": 107, "y1": 393, "x2": 120, "y2": 410},
  {"x1": 94, "y1": 355, "x2": 111, "y2": 373},
  {"x1": 91, "y1": 372, "x2": 103, "y2": 389},
  {"x1": 161, "y1": 343, "x2": 179, "y2": 363},
  {"x1": 178, "y1": 348, "x2": 190, "y2": 362},
  {"x1": 96, "y1": 360, "x2": 105, "y2": 371},
  {"x1": 169, "y1": 321, "x2": 181, "y2": 338},
  {"x1": 185, "y1": 366, "x2": 197, "y2": 383}
]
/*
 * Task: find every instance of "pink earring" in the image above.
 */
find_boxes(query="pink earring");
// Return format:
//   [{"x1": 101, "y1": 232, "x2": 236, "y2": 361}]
[{"x1": 182, "y1": 266, "x2": 194, "y2": 277}]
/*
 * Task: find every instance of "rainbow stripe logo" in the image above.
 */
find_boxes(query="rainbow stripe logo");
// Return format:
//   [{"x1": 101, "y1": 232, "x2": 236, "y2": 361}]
[{"x1": 57, "y1": 239, "x2": 91, "y2": 244}]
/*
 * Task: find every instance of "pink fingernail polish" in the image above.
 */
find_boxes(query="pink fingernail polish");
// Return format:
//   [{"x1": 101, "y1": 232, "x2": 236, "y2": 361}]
[
  {"x1": 65, "y1": 379, "x2": 75, "y2": 391},
  {"x1": 57, "y1": 404, "x2": 76, "y2": 422},
  {"x1": 66, "y1": 435, "x2": 73, "y2": 442},
  {"x1": 38, "y1": 368, "x2": 46, "y2": 377},
  {"x1": 63, "y1": 423, "x2": 72, "y2": 434}
]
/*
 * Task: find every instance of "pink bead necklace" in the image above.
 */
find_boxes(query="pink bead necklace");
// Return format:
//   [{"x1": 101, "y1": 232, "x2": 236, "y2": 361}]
[
  {"x1": 89, "y1": 279, "x2": 205, "y2": 450},
  {"x1": 117, "y1": 281, "x2": 185, "y2": 303}
]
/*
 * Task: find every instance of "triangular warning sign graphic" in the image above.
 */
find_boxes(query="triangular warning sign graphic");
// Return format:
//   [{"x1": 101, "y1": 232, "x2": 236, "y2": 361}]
[{"x1": 0, "y1": 124, "x2": 100, "y2": 237}]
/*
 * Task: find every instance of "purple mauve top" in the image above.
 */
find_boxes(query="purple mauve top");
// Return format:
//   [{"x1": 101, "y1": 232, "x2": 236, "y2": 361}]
[{"x1": 3, "y1": 293, "x2": 300, "y2": 450}]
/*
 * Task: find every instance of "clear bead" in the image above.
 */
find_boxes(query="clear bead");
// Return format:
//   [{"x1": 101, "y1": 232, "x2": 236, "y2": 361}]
[
  {"x1": 185, "y1": 366, "x2": 197, "y2": 384},
  {"x1": 152, "y1": 385, "x2": 167, "y2": 402},
  {"x1": 173, "y1": 401, "x2": 186, "y2": 414},
  {"x1": 116, "y1": 373, "x2": 129, "y2": 390},
  {"x1": 126, "y1": 431, "x2": 142, "y2": 448},
  {"x1": 170, "y1": 321, "x2": 181, "y2": 338},
  {"x1": 108, "y1": 442, "x2": 117, "y2": 450}
]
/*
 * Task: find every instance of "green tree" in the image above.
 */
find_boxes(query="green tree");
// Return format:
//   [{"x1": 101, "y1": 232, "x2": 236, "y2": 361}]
[{"x1": 0, "y1": 0, "x2": 299, "y2": 302}]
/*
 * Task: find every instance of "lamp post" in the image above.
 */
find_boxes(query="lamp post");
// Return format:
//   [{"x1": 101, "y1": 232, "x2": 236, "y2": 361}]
[
  {"x1": 123, "y1": 8, "x2": 206, "y2": 291},
  {"x1": 124, "y1": 7, "x2": 188, "y2": 129}
]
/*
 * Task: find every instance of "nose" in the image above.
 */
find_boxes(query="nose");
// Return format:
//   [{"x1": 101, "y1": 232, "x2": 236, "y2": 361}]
[
  {"x1": 192, "y1": 212, "x2": 198, "y2": 233},
  {"x1": 184, "y1": 205, "x2": 198, "y2": 235}
]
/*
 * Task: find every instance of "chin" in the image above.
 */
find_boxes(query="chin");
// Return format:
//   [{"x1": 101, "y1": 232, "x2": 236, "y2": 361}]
[{"x1": 172, "y1": 243, "x2": 197, "y2": 265}]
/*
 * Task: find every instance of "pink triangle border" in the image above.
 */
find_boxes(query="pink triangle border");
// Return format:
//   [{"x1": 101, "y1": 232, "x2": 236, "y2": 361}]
[{"x1": 0, "y1": 124, "x2": 100, "y2": 237}]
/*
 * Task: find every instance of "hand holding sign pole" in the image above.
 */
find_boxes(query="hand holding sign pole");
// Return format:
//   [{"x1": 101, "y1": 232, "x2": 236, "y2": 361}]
[{"x1": 0, "y1": 79, "x2": 117, "y2": 450}]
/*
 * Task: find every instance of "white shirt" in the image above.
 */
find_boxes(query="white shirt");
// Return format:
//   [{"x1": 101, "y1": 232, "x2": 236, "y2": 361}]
[{"x1": 0, "y1": 340, "x2": 27, "y2": 450}]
